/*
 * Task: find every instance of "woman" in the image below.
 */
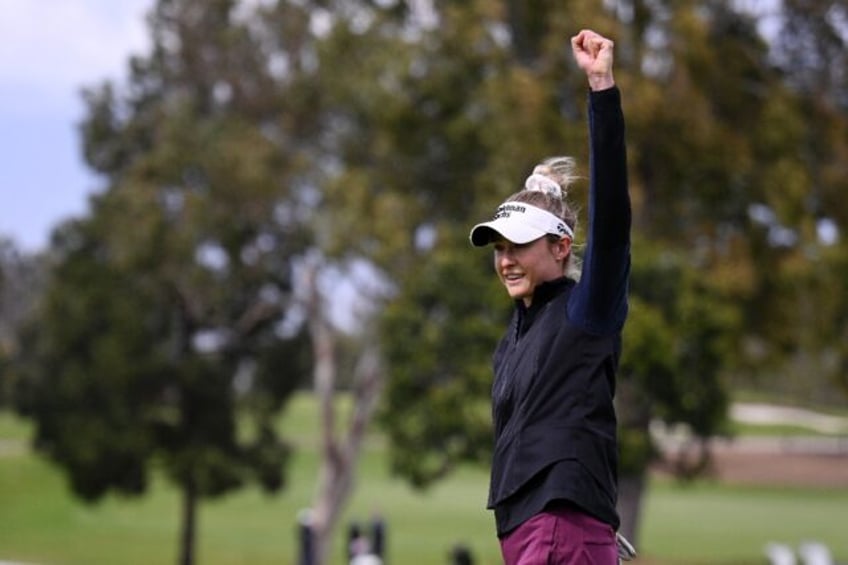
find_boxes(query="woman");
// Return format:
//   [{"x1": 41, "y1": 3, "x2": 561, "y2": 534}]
[{"x1": 469, "y1": 29, "x2": 632, "y2": 564}]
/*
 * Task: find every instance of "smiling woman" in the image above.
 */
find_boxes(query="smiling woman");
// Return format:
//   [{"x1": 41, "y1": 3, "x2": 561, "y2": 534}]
[
  {"x1": 0, "y1": 0, "x2": 150, "y2": 253},
  {"x1": 467, "y1": 29, "x2": 633, "y2": 565}
]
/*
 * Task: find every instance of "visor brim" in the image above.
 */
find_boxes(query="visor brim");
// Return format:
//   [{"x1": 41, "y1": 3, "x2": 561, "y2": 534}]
[{"x1": 469, "y1": 220, "x2": 548, "y2": 247}]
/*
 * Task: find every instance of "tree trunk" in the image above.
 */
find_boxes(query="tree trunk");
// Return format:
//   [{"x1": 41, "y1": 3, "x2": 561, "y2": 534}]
[
  {"x1": 304, "y1": 260, "x2": 383, "y2": 565},
  {"x1": 617, "y1": 472, "x2": 647, "y2": 544},
  {"x1": 310, "y1": 345, "x2": 381, "y2": 565},
  {"x1": 614, "y1": 376, "x2": 653, "y2": 548},
  {"x1": 179, "y1": 480, "x2": 197, "y2": 565}
]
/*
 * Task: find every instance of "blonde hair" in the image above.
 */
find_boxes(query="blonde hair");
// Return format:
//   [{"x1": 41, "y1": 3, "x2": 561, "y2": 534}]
[{"x1": 506, "y1": 156, "x2": 581, "y2": 279}]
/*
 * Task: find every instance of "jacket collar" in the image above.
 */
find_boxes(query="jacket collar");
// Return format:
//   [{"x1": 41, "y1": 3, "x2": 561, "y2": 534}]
[
  {"x1": 515, "y1": 277, "x2": 573, "y2": 313},
  {"x1": 512, "y1": 277, "x2": 574, "y2": 340}
]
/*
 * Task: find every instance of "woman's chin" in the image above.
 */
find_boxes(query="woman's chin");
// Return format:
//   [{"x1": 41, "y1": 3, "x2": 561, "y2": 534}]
[{"x1": 505, "y1": 285, "x2": 530, "y2": 301}]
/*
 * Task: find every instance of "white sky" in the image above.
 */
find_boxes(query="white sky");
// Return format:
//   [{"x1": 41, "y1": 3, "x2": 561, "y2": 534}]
[{"x1": 0, "y1": 0, "x2": 152, "y2": 252}]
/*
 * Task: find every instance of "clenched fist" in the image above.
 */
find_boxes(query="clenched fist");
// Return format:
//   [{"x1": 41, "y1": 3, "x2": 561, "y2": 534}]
[{"x1": 571, "y1": 29, "x2": 615, "y2": 91}]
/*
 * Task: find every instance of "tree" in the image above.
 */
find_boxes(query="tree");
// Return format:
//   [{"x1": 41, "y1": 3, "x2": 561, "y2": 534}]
[
  {"x1": 765, "y1": 0, "x2": 848, "y2": 402},
  {"x1": 16, "y1": 2, "x2": 428, "y2": 563},
  {"x1": 616, "y1": 238, "x2": 740, "y2": 542},
  {"x1": 381, "y1": 238, "x2": 505, "y2": 486},
  {"x1": 15, "y1": 1, "x2": 313, "y2": 563},
  {"x1": 299, "y1": 257, "x2": 385, "y2": 565}
]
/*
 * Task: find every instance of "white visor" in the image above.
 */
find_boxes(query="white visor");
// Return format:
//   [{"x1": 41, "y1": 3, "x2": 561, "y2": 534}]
[{"x1": 469, "y1": 202, "x2": 574, "y2": 247}]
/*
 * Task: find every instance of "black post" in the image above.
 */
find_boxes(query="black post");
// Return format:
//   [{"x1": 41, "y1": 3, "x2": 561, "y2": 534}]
[
  {"x1": 450, "y1": 544, "x2": 474, "y2": 565},
  {"x1": 297, "y1": 509, "x2": 314, "y2": 565},
  {"x1": 371, "y1": 515, "x2": 386, "y2": 559}
]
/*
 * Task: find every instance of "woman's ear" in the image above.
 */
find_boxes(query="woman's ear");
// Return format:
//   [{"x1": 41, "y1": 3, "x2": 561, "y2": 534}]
[{"x1": 552, "y1": 237, "x2": 572, "y2": 262}]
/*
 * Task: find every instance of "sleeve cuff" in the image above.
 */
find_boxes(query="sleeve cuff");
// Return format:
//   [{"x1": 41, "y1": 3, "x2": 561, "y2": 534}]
[{"x1": 589, "y1": 85, "x2": 621, "y2": 105}]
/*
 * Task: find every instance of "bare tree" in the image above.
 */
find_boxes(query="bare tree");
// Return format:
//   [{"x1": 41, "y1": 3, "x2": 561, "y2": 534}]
[{"x1": 302, "y1": 259, "x2": 383, "y2": 565}]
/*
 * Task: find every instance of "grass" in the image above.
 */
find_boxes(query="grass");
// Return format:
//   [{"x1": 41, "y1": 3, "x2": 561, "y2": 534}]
[
  {"x1": 0, "y1": 397, "x2": 500, "y2": 565},
  {"x1": 639, "y1": 482, "x2": 848, "y2": 564},
  {"x1": 728, "y1": 421, "x2": 845, "y2": 437},
  {"x1": 2, "y1": 395, "x2": 847, "y2": 565}
]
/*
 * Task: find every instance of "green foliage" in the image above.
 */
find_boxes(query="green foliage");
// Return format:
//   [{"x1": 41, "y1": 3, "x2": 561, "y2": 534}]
[
  {"x1": 14, "y1": 0, "x2": 323, "y2": 561},
  {"x1": 15, "y1": 209, "x2": 302, "y2": 501},
  {"x1": 380, "y1": 235, "x2": 506, "y2": 487},
  {"x1": 618, "y1": 240, "x2": 740, "y2": 477}
]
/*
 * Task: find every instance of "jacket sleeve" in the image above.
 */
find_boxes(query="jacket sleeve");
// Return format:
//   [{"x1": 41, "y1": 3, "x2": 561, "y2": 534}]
[{"x1": 567, "y1": 86, "x2": 631, "y2": 334}]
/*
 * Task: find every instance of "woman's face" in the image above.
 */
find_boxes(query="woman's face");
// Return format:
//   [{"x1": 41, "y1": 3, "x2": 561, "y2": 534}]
[{"x1": 492, "y1": 235, "x2": 570, "y2": 306}]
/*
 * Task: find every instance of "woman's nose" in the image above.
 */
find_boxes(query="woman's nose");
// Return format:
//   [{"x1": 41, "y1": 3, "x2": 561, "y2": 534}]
[{"x1": 496, "y1": 248, "x2": 515, "y2": 266}]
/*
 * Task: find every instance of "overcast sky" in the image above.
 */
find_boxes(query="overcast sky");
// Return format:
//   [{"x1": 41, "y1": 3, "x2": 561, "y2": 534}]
[{"x1": 0, "y1": 0, "x2": 152, "y2": 252}]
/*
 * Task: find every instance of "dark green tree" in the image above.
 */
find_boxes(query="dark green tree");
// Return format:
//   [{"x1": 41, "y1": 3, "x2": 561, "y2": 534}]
[
  {"x1": 765, "y1": 0, "x2": 848, "y2": 401},
  {"x1": 14, "y1": 1, "x2": 313, "y2": 563},
  {"x1": 616, "y1": 238, "x2": 740, "y2": 541},
  {"x1": 380, "y1": 235, "x2": 506, "y2": 486}
]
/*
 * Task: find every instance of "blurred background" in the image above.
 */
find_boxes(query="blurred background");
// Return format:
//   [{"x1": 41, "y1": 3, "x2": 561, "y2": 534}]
[{"x1": 1, "y1": 0, "x2": 846, "y2": 564}]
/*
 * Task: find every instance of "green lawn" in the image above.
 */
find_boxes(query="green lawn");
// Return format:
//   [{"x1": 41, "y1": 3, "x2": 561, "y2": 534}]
[
  {"x1": 1, "y1": 398, "x2": 846, "y2": 565},
  {"x1": 639, "y1": 482, "x2": 848, "y2": 564}
]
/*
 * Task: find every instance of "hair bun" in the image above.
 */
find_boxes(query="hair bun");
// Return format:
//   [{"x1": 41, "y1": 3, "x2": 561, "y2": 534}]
[
  {"x1": 530, "y1": 156, "x2": 577, "y2": 198},
  {"x1": 524, "y1": 173, "x2": 563, "y2": 199}
]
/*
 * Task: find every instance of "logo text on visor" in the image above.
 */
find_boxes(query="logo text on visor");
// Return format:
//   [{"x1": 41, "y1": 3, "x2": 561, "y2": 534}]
[
  {"x1": 493, "y1": 204, "x2": 527, "y2": 220},
  {"x1": 495, "y1": 204, "x2": 572, "y2": 239}
]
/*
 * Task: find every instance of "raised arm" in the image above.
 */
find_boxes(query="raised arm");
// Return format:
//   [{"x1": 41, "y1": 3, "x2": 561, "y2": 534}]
[{"x1": 568, "y1": 30, "x2": 631, "y2": 334}]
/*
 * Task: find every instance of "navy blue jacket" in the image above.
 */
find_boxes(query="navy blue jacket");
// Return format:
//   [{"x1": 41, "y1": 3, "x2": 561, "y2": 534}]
[{"x1": 488, "y1": 87, "x2": 630, "y2": 536}]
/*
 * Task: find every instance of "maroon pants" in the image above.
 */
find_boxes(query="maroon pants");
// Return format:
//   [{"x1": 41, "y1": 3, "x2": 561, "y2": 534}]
[{"x1": 499, "y1": 506, "x2": 618, "y2": 565}]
